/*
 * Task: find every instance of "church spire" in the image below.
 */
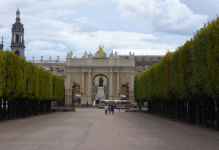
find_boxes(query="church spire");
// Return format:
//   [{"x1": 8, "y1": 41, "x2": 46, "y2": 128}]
[{"x1": 16, "y1": 8, "x2": 20, "y2": 22}]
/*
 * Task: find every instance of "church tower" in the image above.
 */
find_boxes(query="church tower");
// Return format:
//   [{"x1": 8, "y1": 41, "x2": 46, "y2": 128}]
[
  {"x1": 0, "y1": 37, "x2": 3, "y2": 50},
  {"x1": 10, "y1": 8, "x2": 25, "y2": 58}
]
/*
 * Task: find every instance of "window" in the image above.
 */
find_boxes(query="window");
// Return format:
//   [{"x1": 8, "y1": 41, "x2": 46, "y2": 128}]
[
  {"x1": 15, "y1": 50, "x2": 20, "y2": 56},
  {"x1": 16, "y1": 34, "x2": 19, "y2": 43},
  {"x1": 13, "y1": 34, "x2": 15, "y2": 43}
]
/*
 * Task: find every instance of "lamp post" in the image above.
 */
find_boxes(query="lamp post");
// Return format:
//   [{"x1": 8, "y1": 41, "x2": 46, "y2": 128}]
[{"x1": 72, "y1": 79, "x2": 83, "y2": 111}]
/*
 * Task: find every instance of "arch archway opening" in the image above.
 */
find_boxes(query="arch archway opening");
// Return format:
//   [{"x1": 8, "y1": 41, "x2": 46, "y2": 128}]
[{"x1": 92, "y1": 74, "x2": 109, "y2": 101}]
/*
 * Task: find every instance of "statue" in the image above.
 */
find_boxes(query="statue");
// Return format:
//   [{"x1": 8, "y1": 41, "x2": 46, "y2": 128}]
[
  {"x1": 84, "y1": 51, "x2": 87, "y2": 58},
  {"x1": 129, "y1": 51, "x2": 135, "y2": 59},
  {"x1": 95, "y1": 44, "x2": 107, "y2": 58},
  {"x1": 115, "y1": 51, "x2": 118, "y2": 56},
  {"x1": 88, "y1": 52, "x2": 92, "y2": 58},
  {"x1": 96, "y1": 45, "x2": 105, "y2": 54},
  {"x1": 109, "y1": 52, "x2": 114, "y2": 58}
]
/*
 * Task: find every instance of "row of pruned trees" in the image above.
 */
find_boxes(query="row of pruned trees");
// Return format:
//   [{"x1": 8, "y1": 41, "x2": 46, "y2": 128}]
[
  {"x1": 134, "y1": 16, "x2": 219, "y2": 130},
  {"x1": 0, "y1": 50, "x2": 65, "y2": 121}
]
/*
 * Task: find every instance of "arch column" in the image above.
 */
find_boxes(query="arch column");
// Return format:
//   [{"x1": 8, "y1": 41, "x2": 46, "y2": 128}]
[
  {"x1": 109, "y1": 68, "x2": 113, "y2": 100},
  {"x1": 129, "y1": 72, "x2": 135, "y2": 103},
  {"x1": 117, "y1": 71, "x2": 120, "y2": 95},
  {"x1": 82, "y1": 72, "x2": 84, "y2": 94},
  {"x1": 88, "y1": 68, "x2": 92, "y2": 104}
]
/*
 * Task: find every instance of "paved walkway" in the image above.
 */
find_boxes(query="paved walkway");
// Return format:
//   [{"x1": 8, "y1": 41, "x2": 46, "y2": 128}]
[{"x1": 0, "y1": 109, "x2": 219, "y2": 150}]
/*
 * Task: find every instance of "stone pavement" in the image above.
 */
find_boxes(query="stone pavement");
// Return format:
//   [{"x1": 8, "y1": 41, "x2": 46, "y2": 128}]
[{"x1": 0, "y1": 109, "x2": 219, "y2": 150}]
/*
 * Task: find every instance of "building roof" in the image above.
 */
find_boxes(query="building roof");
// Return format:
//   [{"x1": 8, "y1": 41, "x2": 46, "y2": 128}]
[{"x1": 113, "y1": 49, "x2": 175, "y2": 56}]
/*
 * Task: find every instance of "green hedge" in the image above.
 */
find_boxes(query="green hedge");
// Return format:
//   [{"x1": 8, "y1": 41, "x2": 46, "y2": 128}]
[
  {"x1": 0, "y1": 50, "x2": 64, "y2": 102},
  {"x1": 134, "y1": 16, "x2": 219, "y2": 102}
]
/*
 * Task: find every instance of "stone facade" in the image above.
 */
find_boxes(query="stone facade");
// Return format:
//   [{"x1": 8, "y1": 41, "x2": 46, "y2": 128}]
[{"x1": 29, "y1": 48, "x2": 137, "y2": 105}]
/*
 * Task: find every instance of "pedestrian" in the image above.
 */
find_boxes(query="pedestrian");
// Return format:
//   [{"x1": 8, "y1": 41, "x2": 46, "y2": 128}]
[
  {"x1": 111, "y1": 103, "x2": 115, "y2": 115},
  {"x1": 87, "y1": 101, "x2": 88, "y2": 107},
  {"x1": 105, "y1": 104, "x2": 108, "y2": 115},
  {"x1": 108, "y1": 104, "x2": 111, "y2": 115},
  {"x1": 139, "y1": 103, "x2": 141, "y2": 110},
  {"x1": 134, "y1": 102, "x2": 137, "y2": 110}
]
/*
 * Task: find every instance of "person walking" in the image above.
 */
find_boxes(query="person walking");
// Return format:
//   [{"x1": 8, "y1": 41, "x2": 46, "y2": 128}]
[
  {"x1": 108, "y1": 104, "x2": 111, "y2": 115},
  {"x1": 138, "y1": 103, "x2": 142, "y2": 110},
  {"x1": 105, "y1": 104, "x2": 108, "y2": 115},
  {"x1": 134, "y1": 102, "x2": 137, "y2": 110},
  {"x1": 111, "y1": 103, "x2": 115, "y2": 115}
]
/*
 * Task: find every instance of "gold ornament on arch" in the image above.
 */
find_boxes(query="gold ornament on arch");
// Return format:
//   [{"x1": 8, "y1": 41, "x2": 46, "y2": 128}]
[{"x1": 96, "y1": 45, "x2": 106, "y2": 54}]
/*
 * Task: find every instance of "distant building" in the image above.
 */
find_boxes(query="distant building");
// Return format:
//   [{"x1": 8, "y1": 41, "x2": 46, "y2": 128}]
[
  {"x1": 0, "y1": 37, "x2": 3, "y2": 50},
  {"x1": 10, "y1": 8, "x2": 25, "y2": 58}
]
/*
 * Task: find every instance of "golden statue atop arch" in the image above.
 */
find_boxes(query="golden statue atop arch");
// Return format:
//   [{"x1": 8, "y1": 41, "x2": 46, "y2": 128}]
[{"x1": 96, "y1": 44, "x2": 106, "y2": 54}]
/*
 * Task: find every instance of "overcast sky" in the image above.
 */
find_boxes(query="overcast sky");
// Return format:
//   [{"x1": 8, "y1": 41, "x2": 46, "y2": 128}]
[{"x1": 0, "y1": 0, "x2": 218, "y2": 60}]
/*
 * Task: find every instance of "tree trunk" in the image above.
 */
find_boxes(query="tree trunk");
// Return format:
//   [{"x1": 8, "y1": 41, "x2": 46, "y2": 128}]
[
  {"x1": 166, "y1": 101, "x2": 168, "y2": 118},
  {"x1": 35, "y1": 100, "x2": 38, "y2": 115},
  {"x1": 209, "y1": 98, "x2": 214, "y2": 129},
  {"x1": 148, "y1": 101, "x2": 151, "y2": 113},
  {"x1": 27, "y1": 100, "x2": 30, "y2": 116},
  {"x1": 181, "y1": 100, "x2": 184, "y2": 122},
  {"x1": 202, "y1": 99, "x2": 208, "y2": 127},
  {"x1": 12, "y1": 100, "x2": 16, "y2": 119},
  {"x1": 0, "y1": 98, "x2": 3, "y2": 121},
  {"x1": 19, "y1": 98, "x2": 23, "y2": 118},
  {"x1": 16, "y1": 99, "x2": 20, "y2": 118},
  {"x1": 40, "y1": 101, "x2": 43, "y2": 114},
  {"x1": 216, "y1": 100, "x2": 219, "y2": 131},
  {"x1": 23, "y1": 99, "x2": 26, "y2": 118},
  {"x1": 169, "y1": 101, "x2": 171, "y2": 119},
  {"x1": 171, "y1": 100, "x2": 175, "y2": 120},
  {"x1": 163, "y1": 101, "x2": 166, "y2": 117},
  {"x1": 158, "y1": 100, "x2": 161, "y2": 116},
  {"x1": 191, "y1": 100, "x2": 195, "y2": 124},
  {"x1": 154, "y1": 100, "x2": 157, "y2": 115},
  {"x1": 196, "y1": 99, "x2": 202, "y2": 125},
  {"x1": 176, "y1": 100, "x2": 180, "y2": 120},
  {"x1": 8, "y1": 101, "x2": 12, "y2": 120},
  {"x1": 187, "y1": 101, "x2": 190, "y2": 124},
  {"x1": 3, "y1": 98, "x2": 6, "y2": 119}
]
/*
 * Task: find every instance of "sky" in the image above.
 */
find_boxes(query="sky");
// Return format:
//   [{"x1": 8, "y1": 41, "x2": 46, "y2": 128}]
[{"x1": 0, "y1": 0, "x2": 218, "y2": 60}]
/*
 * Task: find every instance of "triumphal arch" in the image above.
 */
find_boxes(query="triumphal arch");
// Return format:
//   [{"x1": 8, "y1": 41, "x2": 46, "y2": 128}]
[{"x1": 63, "y1": 45, "x2": 135, "y2": 105}]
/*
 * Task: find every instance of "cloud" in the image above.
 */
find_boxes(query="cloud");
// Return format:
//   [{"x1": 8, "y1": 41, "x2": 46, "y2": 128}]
[
  {"x1": 27, "y1": 40, "x2": 56, "y2": 50},
  {"x1": 114, "y1": 0, "x2": 209, "y2": 35},
  {"x1": 57, "y1": 43, "x2": 66, "y2": 51},
  {"x1": 74, "y1": 17, "x2": 104, "y2": 32},
  {"x1": 0, "y1": 0, "x2": 182, "y2": 60}
]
